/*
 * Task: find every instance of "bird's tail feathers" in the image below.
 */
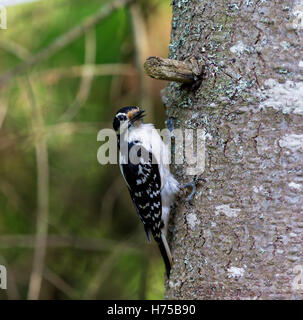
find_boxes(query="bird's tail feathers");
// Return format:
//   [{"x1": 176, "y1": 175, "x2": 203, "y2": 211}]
[{"x1": 158, "y1": 233, "x2": 172, "y2": 278}]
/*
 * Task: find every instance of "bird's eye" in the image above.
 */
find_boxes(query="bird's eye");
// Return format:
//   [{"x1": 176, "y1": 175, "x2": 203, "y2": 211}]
[{"x1": 118, "y1": 115, "x2": 125, "y2": 121}]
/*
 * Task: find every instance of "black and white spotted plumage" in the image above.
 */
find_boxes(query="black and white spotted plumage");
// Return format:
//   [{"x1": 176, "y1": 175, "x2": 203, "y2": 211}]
[
  {"x1": 113, "y1": 106, "x2": 179, "y2": 277},
  {"x1": 121, "y1": 145, "x2": 163, "y2": 242}
]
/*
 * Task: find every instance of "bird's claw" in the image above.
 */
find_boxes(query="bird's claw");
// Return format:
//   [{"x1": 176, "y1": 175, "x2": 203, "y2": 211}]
[{"x1": 180, "y1": 176, "x2": 200, "y2": 205}]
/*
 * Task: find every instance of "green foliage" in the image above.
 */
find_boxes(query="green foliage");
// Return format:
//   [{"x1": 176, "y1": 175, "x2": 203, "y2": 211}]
[{"x1": 0, "y1": 0, "x2": 171, "y2": 300}]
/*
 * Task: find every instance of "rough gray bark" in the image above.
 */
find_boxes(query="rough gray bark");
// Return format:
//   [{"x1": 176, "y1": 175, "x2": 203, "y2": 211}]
[{"x1": 163, "y1": 0, "x2": 303, "y2": 299}]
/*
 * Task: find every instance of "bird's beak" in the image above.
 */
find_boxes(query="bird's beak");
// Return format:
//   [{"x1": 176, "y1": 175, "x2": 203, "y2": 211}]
[{"x1": 130, "y1": 110, "x2": 145, "y2": 123}]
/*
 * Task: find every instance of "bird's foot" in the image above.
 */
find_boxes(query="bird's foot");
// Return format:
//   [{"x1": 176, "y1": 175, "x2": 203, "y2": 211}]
[{"x1": 180, "y1": 176, "x2": 200, "y2": 205}]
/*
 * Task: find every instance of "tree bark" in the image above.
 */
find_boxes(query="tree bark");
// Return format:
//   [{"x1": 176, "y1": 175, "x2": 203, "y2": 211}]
[{"x1": 163, "y1": 0, "x2": 303, "y2": 299}]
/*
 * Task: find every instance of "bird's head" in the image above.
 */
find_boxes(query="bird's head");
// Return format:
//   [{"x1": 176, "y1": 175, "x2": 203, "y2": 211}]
[{"x1": 113, "y1": 106, "x2": 145, "y2": 133}]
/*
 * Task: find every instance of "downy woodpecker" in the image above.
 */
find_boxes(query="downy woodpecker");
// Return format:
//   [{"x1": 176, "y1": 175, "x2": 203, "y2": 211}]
[{"x1": 113, "y1": 106, "x2": 179, "y2": 277}]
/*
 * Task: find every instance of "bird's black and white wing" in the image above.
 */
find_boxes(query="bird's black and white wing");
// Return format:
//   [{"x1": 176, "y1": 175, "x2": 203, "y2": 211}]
[
  {"x1": 120, "y1": 143, "x2": 162, "y2": 240},
  {"x1": 120, "y1": 143, "x2": 172, "y2": 276}
]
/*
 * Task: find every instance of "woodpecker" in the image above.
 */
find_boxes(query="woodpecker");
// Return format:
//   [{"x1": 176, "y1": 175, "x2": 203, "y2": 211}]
[{"x1": 113, "y1": 106, "x2": 179, "y2": 277}]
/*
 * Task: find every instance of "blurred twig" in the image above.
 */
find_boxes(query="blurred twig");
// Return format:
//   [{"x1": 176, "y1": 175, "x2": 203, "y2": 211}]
[
  {"x1": 0, "y1": 0, "x2": 136, "y2": 91},
  {"x1": 0, "y1": 121, "x2": 110, "y2": 152},
  {"x1": 26, "y1": 78, "x2": 50, "y2": 301},
  {"x1": 100, "y1": 176, "x2": 125, "y2": 227},
  {"x1": 0, "y1": 40, "x2": 29, "y2": 130},
  {"x1": 6, "y1": 265, "x2": 21, "y2": 300},
  {"x1": 0, "y1": 180, "x2": 24, "y2": 210},
  {"x1": 42, "y1": 64, "x2": 136, "y2": 84},
  {"x1": 60, "y1": 27, "x2": 96, "y2": 121},
  {"x1": 0, "y1": 99, "x2": 8, "y2": 129},
  {"x1": 138, "y1": 254, "x2": 149, "y2": 300},
  {"x1": 85, "y1": 244, "x2": 127, "y2": 299},
  {"x1": 130, "y1": 4, "x2": 153, "y2": 120},
  {"x1": 109, "y1": 73, "x2": 125, "y2": 104},
  {"x1": 0, "y1": 235, "x2": 143, "y2": 252},
  {"x1": 0, "y1": 39, "x2": 30, "y2": 60},
  {"x1": 45, "y1": 121, "x2": 109, "y2": 137},
  {"x1": 84, "y1": 230, "x2": 142, "y2": 299},
  {"x1": 44, "y1": 268, "x2": 77, "y2": 298}
]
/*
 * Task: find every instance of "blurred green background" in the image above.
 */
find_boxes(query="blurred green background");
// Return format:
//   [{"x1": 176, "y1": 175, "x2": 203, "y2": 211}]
[{"x1": 0, "y1": 0, "x2": 172, "y2": 299}]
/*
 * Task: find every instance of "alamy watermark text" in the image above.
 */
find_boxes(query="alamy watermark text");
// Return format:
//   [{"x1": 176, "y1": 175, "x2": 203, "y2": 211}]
[{"x1": 0, "y1": 4, "x2": 7, "y2": 29}]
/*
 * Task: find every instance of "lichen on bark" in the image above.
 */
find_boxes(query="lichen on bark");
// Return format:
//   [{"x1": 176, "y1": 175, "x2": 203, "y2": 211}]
[{"x1": 163, "y1": 0, "x2": 303, "y2": 299}]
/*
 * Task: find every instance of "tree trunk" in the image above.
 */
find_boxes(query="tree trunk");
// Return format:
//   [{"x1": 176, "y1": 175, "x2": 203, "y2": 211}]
[{"x1": 163, "y1": 0, "x2": 303, "y2": 299}]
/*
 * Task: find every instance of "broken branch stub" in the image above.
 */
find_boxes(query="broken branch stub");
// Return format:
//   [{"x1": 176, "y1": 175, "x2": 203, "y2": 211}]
[{"x1": 144, "y1": 56, "x2": 204, "y2": 84}]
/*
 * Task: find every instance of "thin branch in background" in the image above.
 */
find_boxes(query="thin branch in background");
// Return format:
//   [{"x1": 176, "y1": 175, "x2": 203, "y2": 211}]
[
  {"x1": 0, "y1": 235, "x2": 144, "y2": 253},
  {"x1": 84, "y1": 230, "x2": 142, "y2": 299},
  {"x1": 0, "y1": 40, "x2": 30, "y2": 130},
  {"x1": 44, "y1": 121, "x2": 109, "y2": 138},
  {"x1": 42, "y1": 64, "x2": 136, "y2": 84},
  {"x1": 60, "y1": 27, "x2": 96, "y2": 122},
  {"x1": 0, "y1": 0, "x2": 136, "y2": 91},
  {"x1": 0, "y1": 121, "x2": 110, "y2": 153},
  {"x1": 0, "y1": 39, "x2": 31, "y2": 61},
  {"x1": 6, "y1": 265, "x2": 21, "y2": 300},
  {"x1": 0, "y1": 99, "x2": 8, "y2": 129},
  {"x1": 0, "y1": 132, "x2": 19, "y2": 151},
  {"x1": 130, "y1": 4, "x2": 153, "y2": 121},
  {"x1": 44, "y1": 268, "x2": 77, "y2": 298},
  {"x1": 0, "y1": 180, "x2": 24, "y2": 210},
  {"x1": 100, "y1": 176, "x2": 125, "y2": 227},
  {"x1": 85, "y1": 245, "x2": 126, "y2": 299},
  {"x1": 25, "y1": 77, "x2": 50, "y2": 300},
  {"x1": 109, "y1": 72, "x2": 125, "y2": 104},
  {"x1": 138, "y1": 253, "x2": 149, "y2": 300}
]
